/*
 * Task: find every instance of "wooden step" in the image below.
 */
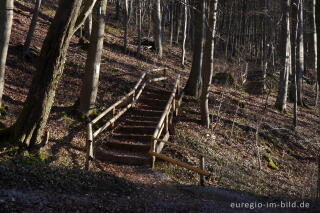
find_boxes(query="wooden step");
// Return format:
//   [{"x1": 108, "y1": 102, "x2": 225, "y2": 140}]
[
  {"x1": 144, "y1": 87, "x2": 171, "y2": 95},
  {"x1": 140, "y1": 92, "x2": 170, "y2": 101},
  {"x1": 130, "y1": 108, "x2": 163, "y2": 117},
  {"x1": 123, "y1": 120, "x2": 158, "y2": 126},
  {"x1": 95, "y1": 147, "x2": 150, "y2": 165},
  {"x1": 114, "y1": 126, "x2": 155, "y2": 135},
  {"x1": 103, "y1": 139, "x2": 150, "y2": 152},
  {"x1": 112, "y1": 133, "x2": 153, "y2": 143},
  {"x1": 127, "y1": 115, "x2": 160, "y2": 122},
  {"x1": 138, "y1": 98, "x2": 168, "y2": 107}
]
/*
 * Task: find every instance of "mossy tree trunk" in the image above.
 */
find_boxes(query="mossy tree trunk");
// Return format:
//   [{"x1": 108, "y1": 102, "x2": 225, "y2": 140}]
[
  {"x1": 0, "y1": 0, "x2": 14, "y2": 108},
  {"x1": 8, "y1": 0, "x2": 84, "y2": 150},
  {"x1": 201, "y1": 0, "x2": 218, "y2": 128}
]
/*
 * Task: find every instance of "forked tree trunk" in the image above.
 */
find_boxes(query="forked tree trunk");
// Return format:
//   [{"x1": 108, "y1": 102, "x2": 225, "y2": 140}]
[
  {"x1": 153, "y1": 0, "x2": 162, "y2": 57},
  {"x1": 79, "y1": 0, "x2": 107, "y2": 116},
  {"x1": 24, "y1": 0, "x2": 42, "y2": 55},
  {"x1": 8, "y1": 0, "x2": 85, "y2": 149},
  {"x1": 275, "y1": 0, "x2": 291, "y2": 112},
  {"x1": 184, "y1": 0, "x2": 206, "y2": 97},
  {"x1": 201, "y1": 0, "x2": 218, "y2": 128},
  {"x1": 0, "y1": 0, "x2": 14, "y2": 108}
]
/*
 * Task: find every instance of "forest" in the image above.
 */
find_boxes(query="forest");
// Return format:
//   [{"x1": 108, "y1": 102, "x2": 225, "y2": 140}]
[{"x1": 0, "y1": 0, "x2": 320, "y2": 212}]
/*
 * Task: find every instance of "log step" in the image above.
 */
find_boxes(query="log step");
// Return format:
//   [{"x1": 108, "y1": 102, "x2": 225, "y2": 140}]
[
  {"x1": 114, "y1": 126, "x2": 155, "y2": 135},
  {"x1": 95, "y1": 148, "x2": 149, "y2": 165},
  {"x1": 103, "y1": 139, "x2": 150, "y2": 152},
  {"x1": 123, "y1": 120, "x2": 158, "y2": 126},
  {"x1": 112, "y1": 133, "x2": 153, "y2": 143},
  {"x1": 130, "y1": 108, "x2": 163, "y2": 117}
]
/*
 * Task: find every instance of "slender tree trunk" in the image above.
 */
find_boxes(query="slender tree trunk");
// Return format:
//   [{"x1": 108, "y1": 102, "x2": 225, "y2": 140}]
[
  {"x1": 181, "y1": 0, "x2": 187, "y2": 65},
  {"x1": 0, "y1": 0, "x2": 14, "y2": 108},
  {"x1": 84, "y1": 13, "x2": 93, "y2": 40},
  {"x1": 296, "y1": 0, "x2": 304, "y2": 105},
  {"x1": 201, "y1": 0, "x2": 218, "y2": 128},
  {"x1": 24, "y1": 0, "x2": 42, "y2": 56},
  {"x1": 153, "y1": 0, "x2": 162, "y2": 57},
  {"x1": 79, "y1": 0, "x2": 107, "y2": 116},
  {"x1": 136, "y1": 0, "x2": 142, "y2": 56},
  {"x1": 275, "y1": 0, "x2": 291, "y2": 112},
  {"x1": 312, "y1": 0, "x2": 318, "y2": 105},
  {"x1": 8, "y1": 0, "x2": 86, "y2": 150},
  {"x1": 317, "y1": 0, "x2": 320, "y2": 87},
  {"x1": 124, "y1": 0, "x2": 129, "y2": 52},
  {"x1": 184, "y1": 0, "x2": 206, "y2": 97}
]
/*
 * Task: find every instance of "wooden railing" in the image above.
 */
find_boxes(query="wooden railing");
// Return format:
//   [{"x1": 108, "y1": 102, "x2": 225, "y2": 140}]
[
  {"x1": 148, "y1": 74, "x2": 212, "y2": 185},
  {"x1": 85, "y1": 67, "x2": 168, "y2": 170},
  {"x1": 149, "y1": 75, "x2": 181, "y2": 167},
  {"x1": 149, "y1": 138, "x2": 212, "y2": 186}
]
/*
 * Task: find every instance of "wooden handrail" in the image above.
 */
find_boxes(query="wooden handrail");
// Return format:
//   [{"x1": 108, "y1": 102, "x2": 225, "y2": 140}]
[
  {"x1": 150, "y1": 75, "x2": 180, "y2": 169},
  {"x1": 152, "y1": 137, "x2": 217, "y2": 162},
  {"x1": 85, "y1": 67, "x2": 170, "y2": 170},
  {"x1": 149, "y1": 151, "x2": 210, "y2": 176}
]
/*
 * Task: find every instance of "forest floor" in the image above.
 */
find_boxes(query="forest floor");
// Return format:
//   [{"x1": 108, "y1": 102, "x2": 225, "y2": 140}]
[{"x1": 0, "y1": 0, "x2": 319, "y2": 212}]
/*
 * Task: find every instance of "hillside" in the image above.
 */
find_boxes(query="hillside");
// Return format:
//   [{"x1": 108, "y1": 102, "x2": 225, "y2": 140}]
[{"x1": 0, "y1": 0, "x2": 319, "y2": 212}]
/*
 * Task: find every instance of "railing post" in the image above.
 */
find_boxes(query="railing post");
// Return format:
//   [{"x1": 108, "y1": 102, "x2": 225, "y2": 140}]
[
  {"x1": 85, "y1": 123, "x2": 94, "y2": 170},
  {"x1": 151, "y1": 138, "x2": 157, "y2": 169},
  {"x1": 163, "y1": 68, "x2": 167, "y2": 88},
  {"x1": 111, "y1": 108, "x2": 116, "y2": 128},
  {"x1": 200, "y1": 156, "x2": 205, "y2": 186},
  {"x1": 165, "y1": 113, "x2": 169, "y2": 134}
]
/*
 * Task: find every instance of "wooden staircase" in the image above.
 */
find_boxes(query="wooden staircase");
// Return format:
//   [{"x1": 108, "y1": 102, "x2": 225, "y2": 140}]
[
  {"x1": 85, "y1": 68, "x2": 182, "y2": 169},
  {"x1": 95, "y1": 85, "x2": 172, "y2": 165}
]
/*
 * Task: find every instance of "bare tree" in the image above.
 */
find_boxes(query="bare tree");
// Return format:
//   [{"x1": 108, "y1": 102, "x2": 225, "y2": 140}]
[
  {"x1": 79, "y1": 0, "x2": 108, "y2": 116},
  {"x1": 153, "y1": 0, "x2": 163, "y2": 57},
  {"x1": 201, "y1": 0, "x2": 218, "y2": 128},
  {"x1": 275, "y1": 0, "x2": 291, "y2": 112},
  {"x1": 24, "y1": 0, "x2": 42, "y2": 56},
  {"x1": 184, "y1": 0, "x2": 206, "y2": 97},
  {"x1": 0, "y1": 0, "x2": 14, "y2": 108}
]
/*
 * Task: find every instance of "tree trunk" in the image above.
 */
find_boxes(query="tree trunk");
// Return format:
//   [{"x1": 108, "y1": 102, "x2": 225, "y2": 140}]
[
  {"x1": 312, "y1": 0, "x2": 318, "y2": 106},
  {"x1": 201, "y1": 0, "x2": 218, "y2": 128},
  {"x1": 153, "y1": 0, "x2": 162, "y2": 57},
  {"x1": 79, "y1": 0, "x2": 107, "y2": 116},
  {"x1": 84, "y1": 12, "x2": 93, "y2": 40},
  {"x1": 181, "y1": 0, "x2": 187, "y2": 65},
  {"x1": 184, "y1": 0, "x2": 206, "y2": 97},
  {"x1": 275, "y1": 0, "x2": 291, "y2": 112},
  {"x1": 0, "y1": 0, "x2": 14, "y2": 108},
  {"x1": 317, "y1": 0, "x2": 320, "y2": 87},
  {"x1": 24, "y1": 0, "x2": 42, "y2": 55},
  {"x1": 136, "y1": 0, "x2": 142, "y2": 56},
  {"x1": 8, "y1": 0, "x2": 84, "y2": 150},
  {"x1": 124, "y1": 0, "x2": 129, "y2": 52},
  {"x1": 296, "y1": 0, "x2": 304, "y2": 105}
]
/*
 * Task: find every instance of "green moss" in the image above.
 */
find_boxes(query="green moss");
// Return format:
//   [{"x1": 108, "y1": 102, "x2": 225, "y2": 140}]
[
  {"x1": 264, "y1": 155, "x2": 279, "y2": 171},
  {"x1": 105, "y1": 25, "x2": 123, "y2": 34},
  {"x1": 212, "y1": 72, "x2": 235, "y2": 86}
]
